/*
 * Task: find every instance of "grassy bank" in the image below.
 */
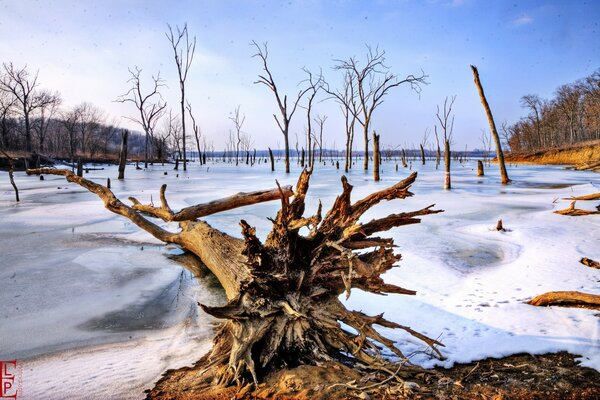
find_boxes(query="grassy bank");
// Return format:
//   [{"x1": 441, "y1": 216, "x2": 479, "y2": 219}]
[{"x1": 505, "y1": 140, "x2": 600, "y2": 171}]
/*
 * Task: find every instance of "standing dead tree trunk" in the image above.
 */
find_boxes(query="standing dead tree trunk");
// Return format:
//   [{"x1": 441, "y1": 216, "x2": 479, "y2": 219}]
[
  {"x1": 436, "y1": 96, "x2": 455, "y2": 190},
  {"x1": 26, "y1": 166, "x2": 443, "y2": 391},
  {"x1": 373, "y1": 131, "x2": 380, "y2": 181},
  {"x1": 1, "y1": 149, "x2": 19, "y2": 201},
  {"x1": 268, "y1": 147, "x2": 275, "y2": 172},
  {"x1": 470, "y1": 65, "x2": 510, "y2": 184},
  {"x1": 117, "y1": 129, "x2": 129, "y2": 180}
]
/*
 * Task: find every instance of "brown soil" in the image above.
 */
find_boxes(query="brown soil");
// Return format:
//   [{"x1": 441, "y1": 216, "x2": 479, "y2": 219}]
[
  {"x1": 505, "y1": 140, "x2": 600, "y2": 170},
  {"x1": 146, "y1": 352, "x2": 600, "y2": 400}
]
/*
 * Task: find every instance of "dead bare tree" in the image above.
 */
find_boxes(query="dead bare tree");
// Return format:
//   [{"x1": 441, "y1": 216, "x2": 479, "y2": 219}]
[
  {"x1": 313, "y1": 114, "x2": 327, "y2": 163},
  {"x1": 27, "y1": 166, "x2": 443, "y2": 392},
  {"x1": 186, "y1": 101, "x2": 202, "y2": 165},
  {"x1": 0, "y1": 63, "x2": 55, "y2": 152},
  {"x1": 470, "y1": 65, "x2": 510, "y2": 184},
  {"x1": 325, "y1": 70, "x2": 357, "y2": 173},
  {"x1": 166, "y1": 23, "x2": 196, "y2": 171},
  {"x1": 252, "y1": 41, "x2": 310, "y2": 173},
  {"x1": 301, "y1": 68, "x2": 323, "y2": 168},
  {"x1": 229, "y1": 105, "x2": 246, "y2": 166},
  {"x1": 116, "y1": 67, "x2": 167, "y2": 168},
  {"x1": 333, "y1": 46, "x2": 427, "y2": 171},
  {"x1": 118, "y1": 129, "x2": 129, "y2": 180},
  {"x1": 436, "y1": 96, "x2": 456, "y2": 190},
  {"x1": 32, "y1": 90, "x2": 61, "y2": 153},
  {"x1": 0, "y1": 89, "x2": 16, "y2": 149},
  {"x1": 420, "y1": 128, "x2": 429, "y2": 165}
]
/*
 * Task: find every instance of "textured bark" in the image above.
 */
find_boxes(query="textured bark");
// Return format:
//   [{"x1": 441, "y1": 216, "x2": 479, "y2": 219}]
[
  {"x1": 527, "y1": 291, "x2": 600, "y2": 308},
  {"x1": 268, "y1": 147, "x2": 275, "y2": 171},
  {"x1": 373, "y1": 132, "x2": 380, "y2": 182},
  {"x1": 581, "y1": 257, "x2": 600, "y2": 269},
  {"x1": 554, "y1": 201, "x2": 600, "y2": 216},
  {"x1": 118, "y1": 130, "x2": 128, "y2": 180},
  {"x1": 477, "y1": 160, "x2": 484, "y2": 176},
  {"x1": 564, "y1": 192, "x2": 600, "y2": 201},
  {"x1": 26, "y1": 167, "x2": 443, "y2": 389},
  {"x1": 470, "y1": 65, "x2": 510, "y2": 185}
]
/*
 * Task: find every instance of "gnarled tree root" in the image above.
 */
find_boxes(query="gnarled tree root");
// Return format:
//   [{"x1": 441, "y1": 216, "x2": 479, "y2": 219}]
[{"x1": 27, "y1": 167, "x2": 444, "y2": 390}]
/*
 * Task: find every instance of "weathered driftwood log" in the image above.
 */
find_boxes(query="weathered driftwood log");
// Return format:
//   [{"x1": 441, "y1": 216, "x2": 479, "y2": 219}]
[
  {"x1": 554, "y1": 200, "x2": 600, "y2": 216},
  {"x1": 527, "y1": 291, "x2": 600, "y2": 308},
  {"x1": 26, "y1": 167, "x2": 443, "y2": 389},
  {"x1": 564, "y1": 192, "x2": 600, "y2": 201},
  {"x1": 581, "y1": 257, "x2": 600, "y2": 269}
]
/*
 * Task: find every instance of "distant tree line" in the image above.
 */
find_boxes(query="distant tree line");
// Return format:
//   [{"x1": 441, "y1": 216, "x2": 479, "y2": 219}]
[
  {"x1": 506, "y1": 69, "x2": 600, "y2": 152},
  {"x1": 0, "y1": 62, "x2": 163, "y2": 160}
]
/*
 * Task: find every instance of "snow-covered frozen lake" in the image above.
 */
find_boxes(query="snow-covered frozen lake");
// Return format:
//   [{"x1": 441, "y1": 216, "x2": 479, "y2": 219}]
[{"x1": 1, "y1": 158, "x2": 599, "y2": 399}]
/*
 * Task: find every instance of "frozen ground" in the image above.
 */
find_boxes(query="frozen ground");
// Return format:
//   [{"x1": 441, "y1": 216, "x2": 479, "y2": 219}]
[{"x1": 0, "y1": 158, "x2": 599, "y2": 399}]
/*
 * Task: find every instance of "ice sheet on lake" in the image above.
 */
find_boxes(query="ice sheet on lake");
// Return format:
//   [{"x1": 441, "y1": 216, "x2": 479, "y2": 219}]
[{"x1": 1, "y1": 159, "x2": 599, "y2": 399}]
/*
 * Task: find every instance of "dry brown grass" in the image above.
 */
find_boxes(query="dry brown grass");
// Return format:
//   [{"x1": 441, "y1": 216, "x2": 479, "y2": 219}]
[{"x1": 505, "y1": 140, "x2": 600, "y2": 167}]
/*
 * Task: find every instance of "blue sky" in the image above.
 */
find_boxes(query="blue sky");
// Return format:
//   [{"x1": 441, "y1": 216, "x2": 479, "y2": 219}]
[{"x1": 1, "y1": 0, "x2": 599, "y2": 150}]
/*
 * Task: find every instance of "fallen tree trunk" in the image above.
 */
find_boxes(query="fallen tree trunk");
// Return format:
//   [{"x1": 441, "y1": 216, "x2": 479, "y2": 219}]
[
  {"x1": 26, "y1": 167, "x2": 443, "y2": 390},
  {"x1": 527, "y1": 291, "x2": 600, "y2": 308}
]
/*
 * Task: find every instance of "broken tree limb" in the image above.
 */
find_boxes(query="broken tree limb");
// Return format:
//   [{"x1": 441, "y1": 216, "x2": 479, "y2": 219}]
[
  {"x1": 129, "y1": 184, "x2": 293, "y2": 222},
  {"x1": 581, "y1": 257, "x2": 600, "y2": 269},
  {"x1": 527, "y1": 291, "x2": 600, "y2": 308},
  {"x1": 26, "y1": 166, "x2": 444, "y2": 389},
  {"x1": 564, "y1": 192, "x2": 600, "y2": 201},
  {"x1": 554, "y1": 200, "x2": 600, "y2": 216}
]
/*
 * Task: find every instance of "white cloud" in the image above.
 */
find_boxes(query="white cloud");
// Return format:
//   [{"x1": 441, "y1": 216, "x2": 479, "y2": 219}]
[{"x1": 512, "y1": 14, "x2": 533, "y2": 27}]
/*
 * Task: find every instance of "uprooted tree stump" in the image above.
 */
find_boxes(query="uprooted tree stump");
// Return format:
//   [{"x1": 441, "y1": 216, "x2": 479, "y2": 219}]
[{"x1": 26, "y1": 167, "x2": 443, "y2": 394}]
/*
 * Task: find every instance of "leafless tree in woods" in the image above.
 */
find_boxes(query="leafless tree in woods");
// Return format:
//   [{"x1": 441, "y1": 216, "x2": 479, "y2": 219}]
[
  {"x1": 229, "y1": 105, "x2": 246, "y2": 166},
  {"x1": 27, "y1": 166, "x2": 443, "y2": 393},
  {"x1": 313, "y1": 114, "x2": 327, "y2": 163},
  {"x1": 480, "y1": 129, "x2": 492, "y2": 164},
  {"x1": 301, "y1": 68, "x2": 323, "y2": 168},
  {"x1": 186, "y1": 101, "x2": 202, "y2": 165},
  {"x1": 252, "y1": 41, "x2": 310, "y2": 173},
  {"x1": 470, "y1": 65, "x2": 510, "y2": 184},
  {"x1": 520, "y1": 94, "x2": 544, "y2": 149},
  {"x1": 116, "y1": 67, "x2": 167, "y2": 168},
  {"x1": 332, "y1": 46, "x2": 427, "y2": 171},
  {"x1": 166, "y1": 23, "x2": 196, "y2": 171},
  {"x1": 0, "y1": 63, "x2": 55, "y2": 152},
  {"x1": 436, "y1": 96, "x2": 456, "y2": 190},
  {"x1": 0, "y1": 90, "x2": 16, "y2": 149},
  {"x1": 75, "y1": 102, "x2": 105, "y2": 157},
  {"x1": 325, "y1": 70, "x2": 357, "y2": 173},
  {"x1": 32, "y1": 90, "x2": 61, "y2": 153},
  {"x1": 60, "y1": 107, "x2": 80, "y2": 168},
  {"x1": 165, "y1": 110, "x2": 183, "y2": 161}
]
